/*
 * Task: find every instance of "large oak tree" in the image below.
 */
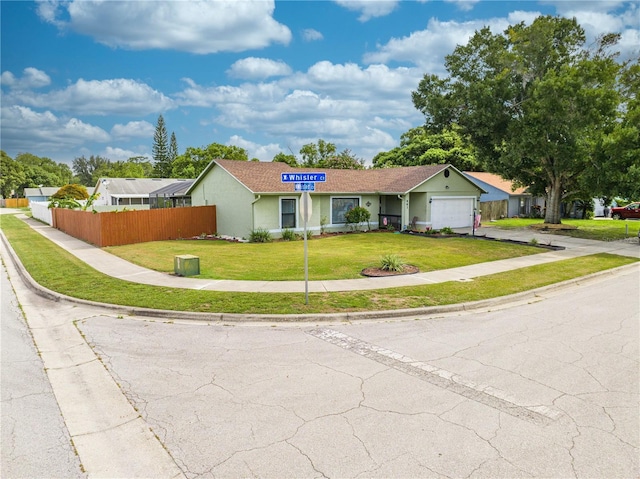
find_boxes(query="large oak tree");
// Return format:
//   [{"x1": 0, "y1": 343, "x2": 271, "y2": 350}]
[{"x1": 412, "y1": 16, "x2": 627, "y2": 223}]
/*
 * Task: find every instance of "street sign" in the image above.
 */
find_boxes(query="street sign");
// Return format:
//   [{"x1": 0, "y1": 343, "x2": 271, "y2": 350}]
[
  {"x1": 281, "y1": 172, "x2": 326, "y2": 183},
  {"x1": 280, "y1": 171, "x2": 325, "y2": 306},
  {"x1": 294, "y1": 182, "x2": 315, "y2": 191}
]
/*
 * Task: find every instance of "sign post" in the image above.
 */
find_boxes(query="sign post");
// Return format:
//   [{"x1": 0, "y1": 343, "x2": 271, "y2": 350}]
[
  {"x1": 282, "y1": 172, "x2": 325, "y2": 305},
  {"x1": 300, "y1": 191, "x2": 312, "y2": 304}
]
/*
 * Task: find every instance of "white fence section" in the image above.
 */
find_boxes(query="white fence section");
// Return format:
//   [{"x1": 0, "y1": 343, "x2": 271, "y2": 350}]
[{"x1": 30, "y1": 201, "x2": 53, "y2": 225}]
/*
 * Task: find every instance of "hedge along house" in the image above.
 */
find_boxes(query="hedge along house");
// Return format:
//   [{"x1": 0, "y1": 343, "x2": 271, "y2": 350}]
[{"x1": 187, "y1": 159, "x2": 485, "y2": 239}]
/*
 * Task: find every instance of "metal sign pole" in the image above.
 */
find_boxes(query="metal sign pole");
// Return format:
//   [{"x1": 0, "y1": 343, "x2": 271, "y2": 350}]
[{"x1": 303, "y1": 192, "x2": 309, "y2": 305}]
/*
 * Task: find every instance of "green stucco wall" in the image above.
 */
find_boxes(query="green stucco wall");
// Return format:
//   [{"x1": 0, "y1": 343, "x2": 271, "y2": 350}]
[{"x1": 191, "y1": 166, "x2": 254, "y2": 239}]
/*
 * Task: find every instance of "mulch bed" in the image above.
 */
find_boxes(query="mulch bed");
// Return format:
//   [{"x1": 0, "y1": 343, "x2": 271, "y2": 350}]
[{"x1": 361, "y1": 265, "x2": 420, "y2": 277}]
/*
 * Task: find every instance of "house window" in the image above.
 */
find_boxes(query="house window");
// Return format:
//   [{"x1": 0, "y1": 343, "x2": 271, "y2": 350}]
[
  {"x1": 331, "y1": 197, "x2": 360, "y2": 224},
  {"x1": 281, "y1": 198, "x2": 296, "y2": 229}
]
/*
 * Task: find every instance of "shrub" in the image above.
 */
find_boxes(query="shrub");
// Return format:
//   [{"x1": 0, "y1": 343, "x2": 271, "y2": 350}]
[
  {"x1": 281, "y1": 229, "x2": 297, "y2": 241},
  {"x1": 51, "y1": 184, "x2": 89, "y2": 200},
  {"x1": 344, "y1": 206, "x2": 371, "y2": 231},
  {"x1": 439, "y1": 226, "x2": 454, "y2": 235},
  {"x1": 320, "y1": 215, "x2": 329, "y2": 234},
  {"x1": 249, "y1": 228, "x2": 272, "y2": 243},
  {"x1": 380, "y1": 254, "x2": 405, "y2": 272}
]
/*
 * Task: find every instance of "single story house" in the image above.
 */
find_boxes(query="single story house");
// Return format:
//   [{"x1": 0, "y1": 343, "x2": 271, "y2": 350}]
[
  {"x1": 463, "y1": 172, "x2": 544, "y2": 218},
  {"x1": 149, "y1": 179, "x2": 194, "y2": 209},
  {"x1": 24, "y1": 187, "x2": 62, "y2": 203},
  {"x1": 187, "y1": 159, "x2": 485, "y2": 239},
  {"x1": 93, "y1": 178, "x2": 181, "y2": 207}
]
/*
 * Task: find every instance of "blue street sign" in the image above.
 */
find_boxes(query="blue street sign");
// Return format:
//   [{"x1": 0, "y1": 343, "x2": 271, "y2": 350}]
[
  {"x1": 281, "y1": 172, "x2": 326, "y2": 183},
  {"x1": 294, "y1": 182, "x2": 315, "y2": 191}
]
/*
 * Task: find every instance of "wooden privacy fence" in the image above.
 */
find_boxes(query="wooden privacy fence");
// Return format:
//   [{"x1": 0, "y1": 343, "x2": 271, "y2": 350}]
[
  {"x1": 3, "y1": 198, "x2": 29, "y2": 208},
  {"x1": 479, "y1": 200, "x2": 508, "y2": 221},
  {"x1": 51, "y1": 206, "x2": 216, "y2": 247}
]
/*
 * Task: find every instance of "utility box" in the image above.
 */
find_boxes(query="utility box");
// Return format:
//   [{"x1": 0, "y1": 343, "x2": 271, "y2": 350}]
[{"x1": 174, "y1": 255, "x2": 200, "y2": 277}]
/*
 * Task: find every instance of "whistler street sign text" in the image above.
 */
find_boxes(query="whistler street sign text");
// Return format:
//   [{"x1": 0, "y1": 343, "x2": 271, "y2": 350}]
[{"x1": 281, "y1": 173, "x2": 326, "y2": 183}]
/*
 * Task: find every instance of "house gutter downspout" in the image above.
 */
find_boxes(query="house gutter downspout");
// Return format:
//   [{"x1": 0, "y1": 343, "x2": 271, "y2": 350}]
[{"x1": 251, "y1": 195, "x2": 261, "y2": 232}]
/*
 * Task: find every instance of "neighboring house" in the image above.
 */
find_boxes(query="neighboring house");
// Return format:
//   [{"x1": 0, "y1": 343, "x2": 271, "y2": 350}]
[
  {"x1": 149, "y1": 180, "x2": 194, "y2": 209},
  {"x1": 93, "y1": 178, "x2": 180, "y2": 207},
  {"x1": 187, "y1": 159, "x2": 485, "y2": 239},
  {"x1": 24, "y1": 187, "x2": 61, "y2": 203},
  {"x1": 463, "y1": 172, "x2": 544, "y2": 218}
]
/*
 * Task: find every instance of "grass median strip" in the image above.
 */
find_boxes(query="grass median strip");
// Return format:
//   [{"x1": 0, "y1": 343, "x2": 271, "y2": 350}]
[{"x1": 1, "y1": 214, "x2": 637, "y2": 315}]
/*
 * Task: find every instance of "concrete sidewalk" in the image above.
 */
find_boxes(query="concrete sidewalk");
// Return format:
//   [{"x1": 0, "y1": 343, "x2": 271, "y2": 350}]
[{"x1": 18, "y1": 215, "x2": 640, "y2": 293}]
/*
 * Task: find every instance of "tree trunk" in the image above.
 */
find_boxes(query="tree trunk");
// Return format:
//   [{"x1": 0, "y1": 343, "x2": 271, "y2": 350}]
[{"x1": 544, "y1": 178, "x2": 563, "y2": 224}]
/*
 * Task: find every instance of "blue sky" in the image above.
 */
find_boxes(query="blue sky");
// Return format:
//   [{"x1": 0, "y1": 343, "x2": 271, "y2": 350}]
[{"x1": 1, "y1": 1, "x2": 638, "y2": 167}]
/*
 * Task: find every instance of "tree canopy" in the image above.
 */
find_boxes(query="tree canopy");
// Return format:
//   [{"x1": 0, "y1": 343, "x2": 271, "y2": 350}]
[
  {"x1": 273, "y1": 140, "x2": 365, "y2": 169},
  {"x1": 171, "y1": 143, "x2": 249, "y2": 179},
  {"x1": 72, "y1": 155, "x2": 153, "y2": 186},
  {"x1": 372, "y1": 126, "x2": 478, "y2": 170},
  {"x1": 1, "y1": 151, "x2": 73, "y2": 197},
  {"x1": 411, "y1": 16, "x2": 632, "y2": 223}
]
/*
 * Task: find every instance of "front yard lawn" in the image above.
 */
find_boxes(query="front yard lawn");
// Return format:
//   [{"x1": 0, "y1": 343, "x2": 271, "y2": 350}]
[
  {"x1": 0, "y1": 214, "x2": 636, "y2": 315},
  {"x1": 488, "y1": 218, "x2": 640, "y2": 241},
  {"x1": 104, "y1": 233, "x2": 544, "y2": 281}
]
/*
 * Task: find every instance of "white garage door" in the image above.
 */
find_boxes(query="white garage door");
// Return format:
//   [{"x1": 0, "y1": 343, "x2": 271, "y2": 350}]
[{"x1": 431, "y1": 197, "x2": 475, "y2": 229}]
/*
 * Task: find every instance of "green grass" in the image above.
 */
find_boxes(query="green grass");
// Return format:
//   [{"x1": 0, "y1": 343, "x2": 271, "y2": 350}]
[
  {"x1": 1, "y1": 214, "x2": 637, "y2": 315},
  {"x1": 104, "y1": 233, "x2": 544, "y2": 280},
  {"x1": 489, "y1": 218, "x2": 640, "y2": 241}
]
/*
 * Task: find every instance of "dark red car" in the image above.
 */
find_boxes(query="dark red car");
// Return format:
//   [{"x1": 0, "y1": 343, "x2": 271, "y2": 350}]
[{"x1": 611, "y1": 202, "x2": 640, "y2": 220}]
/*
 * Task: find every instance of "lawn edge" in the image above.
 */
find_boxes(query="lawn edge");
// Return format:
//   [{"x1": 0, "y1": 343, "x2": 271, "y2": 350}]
[{"x1": 3, "y1": 228, "x2": 637, "y2": 322}]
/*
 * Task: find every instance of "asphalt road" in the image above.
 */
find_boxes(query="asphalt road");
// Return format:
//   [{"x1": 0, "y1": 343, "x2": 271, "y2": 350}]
[{"x1": 78, "y1": 268, "x2": 638, "y2": 478}]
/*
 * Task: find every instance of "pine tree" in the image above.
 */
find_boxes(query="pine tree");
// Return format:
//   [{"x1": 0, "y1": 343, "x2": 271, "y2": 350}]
[
  {"x1": 152, "y1": 115, "x2": 170, "y2": 177},
  {"x1": 169, "y1": 132, "x2": 178, "y2": 165}
]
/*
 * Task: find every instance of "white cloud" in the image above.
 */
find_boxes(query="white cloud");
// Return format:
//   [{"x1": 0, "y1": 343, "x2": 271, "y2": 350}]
[
  {"x1": 37, "y1": 0, "x2": 291, "y2": 54},
  {"x1": 174, "y1": 59, "x2": 423, "y2": 162},
  {"x1": 0, "y1": 71, "x2": 16, "y2": 87},
  {"x1": 444, "y1": 0, "x2": 480, "y2": 12},
  {"x1": 227, "y1": 58, "x2": 292, "y2": 80},
  {"x1": 547, "y1": 3, "x2": 640, "y2": 60},
  {"x1": 8, "y1": 78, "x2": 174, "y2": 116},
  {"x1": 293, "y1": 62, "x2": 421, "y2": 98},
  {"x1": 0, "y1": 105, "x2": 110, "y2": 156},
  {"x1": 102, "y1": 146, "x2": 149, "y2": 162},
  {"x1": 302, "y1": 29, "x2": 324, "y2": 42},
  {"x1": 1, "y1": 68, "x2": 51, "y2": 90},
  {"x1": 228, "y1": 135, "x2": 282, "y2": 161},
  {"x1": 364, "y1": 17, "x2": 510, "y2": 74},
  {"x1": 111, "y1": 121, "x2": 155, "y2": 139},
  {"x1": 333, "y1": 0, "x2": 399, "y2": 22}
]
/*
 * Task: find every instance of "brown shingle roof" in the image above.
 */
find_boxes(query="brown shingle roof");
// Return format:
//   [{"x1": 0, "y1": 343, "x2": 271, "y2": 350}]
[
  {"x1": 212, "y1": 159, "x2": 450, "y2": 194},
  {"x1": 464, "y1": 172, "x2": 529, "y2": 195}
]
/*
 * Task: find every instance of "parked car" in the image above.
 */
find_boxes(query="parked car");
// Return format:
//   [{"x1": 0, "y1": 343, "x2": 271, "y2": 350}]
[{"x1": 610, "y1": 202, "x2": 640, "y2": 220}]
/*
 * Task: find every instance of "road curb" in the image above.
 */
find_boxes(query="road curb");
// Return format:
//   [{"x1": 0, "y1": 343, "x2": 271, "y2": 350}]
[{"x1": 1, "y1": 229, "x2": 637, "y2": 322}]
